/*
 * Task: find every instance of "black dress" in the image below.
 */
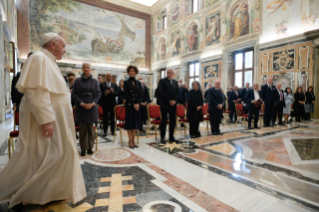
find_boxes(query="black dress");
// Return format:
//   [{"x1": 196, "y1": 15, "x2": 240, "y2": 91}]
[
  {"x1": 187, "y1": 89, "x2": 203, "y2": 136},
  {"x1": 118, "y1": 87, "x2": 125, "y2": 105},
  {"x1": 294, "y1": 92, "x2": 305, "y2": 121},
  {"x1": 124, "y1": 77, "x2": 142, "y2": 130}
]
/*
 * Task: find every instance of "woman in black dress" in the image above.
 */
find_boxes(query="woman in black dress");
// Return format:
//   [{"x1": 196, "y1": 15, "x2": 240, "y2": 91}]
[
  {"x1": 293, "y1": 86, "x2": 305, "y2": 122},
  {"x1": 118, "y1": 79, "x2": 125, "y2": 105},
  {"x1": 124, "y1": 66, "x2": 142, "y2": 148},
  {"x1": 305, "y1": 86, "x2": 315, "y2": 121},
  {"x1": 187, "y1": 81, "x2": 203, "y2": 138}
]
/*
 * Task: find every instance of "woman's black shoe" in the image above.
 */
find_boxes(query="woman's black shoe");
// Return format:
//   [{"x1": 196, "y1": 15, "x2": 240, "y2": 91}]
[
  {"x1": 134, "y1": 145, "x2": 139, "y2": 148},
  {"x1": 80, "y1": 150, "x2": 86, "y2": 156},
  {"x1": 87, "y1": 149, "x2": 93, "y2": 155},
  {"x1": 129, "y1": 146, "x2": 135, "y2": 149}
]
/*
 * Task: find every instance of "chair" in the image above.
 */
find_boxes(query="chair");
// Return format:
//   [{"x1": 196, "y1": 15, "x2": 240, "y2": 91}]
[
  {"x1": 8, "y1": 109, "x2": 19, "y2": 159},
  {"x1": 235, "y1": 104, "x2": 249, "y2": 127},
  {"x1": 176, "y1": 104, "x2": 189, "y2": 137},
  {"x1": 73, "y1": 107, "x2": 98, "y2": 150},
  {"x1": 259, "y1": 104, "x2": 265, "y2": 126},
  {"x1": 203, "y1": 103, "x2": 210, "y2": 134},
  {"x1": 222, "y1": 109, "x2": 231, "y2": 124},
  {"x1": 147, "y1": 103, "x2": 167, "y2": 140},
  {"x1": 114, "y1": 105, "x2": 139, "y2": 146},
  {"x1": 98, "y1": 106, "x2": 104, "y2": 130}
]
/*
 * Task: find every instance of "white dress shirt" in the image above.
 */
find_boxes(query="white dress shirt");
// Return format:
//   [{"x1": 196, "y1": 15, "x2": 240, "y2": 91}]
[{"x1": 252, "y1": 89, "x2": 260, "y2": 102}]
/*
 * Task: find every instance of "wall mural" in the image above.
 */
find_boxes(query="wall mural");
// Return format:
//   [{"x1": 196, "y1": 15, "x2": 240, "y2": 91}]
[
  {"x1": 273, "y1": 49, "x2": 294, "y2": 71},
  {"x1": 169, "y1": 1, "x2": 181, "y2": 25},
  {"x1": 0, "y1": 0, "x2": 7, "y2": 21},
  {"x1": 261, "y1": 74, "x2": 268, "y2": 86},
  {"x1": 205, "y1": 12, "x2": 220, "y2": 46},
  {"x1": 230, "y1": 2, "x2": 249, "y2": 41},
  {"x1": 185, "y1": 22, "x2": 199, "y2": 52},
  {"x1": 158, "y1": 37, "x2": 166, "y2": 60},
  {"x1": 202, "y1": 63, "x2": 219, "y2": 80},
  {"x1": 170, "y1": 31, "x2": 181, "y2": 57},
  {"x1": 29, "y1": 0, "x2": 146, "y2": 67},
  {"x1": 299, "y1": 46, "x2": 309, "y2": 69},
  {"x1": 203, "y1": 81, "x2": 216, "y2": 91},
  {"x1": 298, "y1": 71, "x2": 308, "y2": 93},
  {"x1": 205, "y1": 0, "x2": 219, "y2": 8},
  {"x1": 272, "y1": 73, "x2": 294, "y2": 91}
]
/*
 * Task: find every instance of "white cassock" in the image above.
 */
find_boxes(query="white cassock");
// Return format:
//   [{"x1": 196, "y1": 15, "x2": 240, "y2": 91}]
[{"x1": 0, "y1": 49, "x2": 86, "y2": 208}]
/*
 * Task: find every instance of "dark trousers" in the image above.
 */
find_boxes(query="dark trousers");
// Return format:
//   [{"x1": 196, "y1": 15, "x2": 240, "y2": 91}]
[
  {"x1": 189, "y1": 121, "x2": 200, "y2": 136},
  {"x1": 79, "y1": 123, "x2": 94, "y2": 151},
  {"x1": 248, "y1": 107, "x2": 260, "y2": 127},
  {"x1": 263, "y1": 103, "x2": 274, "y2": 126},
  {"x1": 230, "y1": 104, "x2": 237, "y2": 122},
  {"x1": 210, "y1": 108, "x2": 222, "y2": 133},
  {"x1": 103, "y1": 105, "x2": 115, "y2": 134},
  {"x1": 272, "y1": 101, "x2": 284, "y2": 124},
  {"x1": 160, "y1": 105, "x2": 176, "y2": 139}
]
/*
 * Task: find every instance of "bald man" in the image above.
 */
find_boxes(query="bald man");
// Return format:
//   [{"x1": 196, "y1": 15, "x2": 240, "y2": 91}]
[
  {"x1": 158, "y1": 69, "x2": 180, "y2": 143},
  {"x1": 208, "y1": 81, "x2": 225, "y2": 135},
  {"x1": 246, "y1": 83, "x2": 262, "y2": 129},
  {"x1": 100, "y1": 73, "x2": 119, "y2": 136},
  {"x1": 261, "y1": 78, "x2": 276, "y2": 127}
]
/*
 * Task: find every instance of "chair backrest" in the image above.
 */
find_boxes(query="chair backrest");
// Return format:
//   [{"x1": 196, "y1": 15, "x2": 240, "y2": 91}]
[
  {"x1": 176, "y1": 104, "x2": 186, "y2": 118},
  {"x1": 14, "y1": 110, "x2": 19, "y2": 126},
  {"x1": 235, "y1": 104, "x2": 245, "y2": 116},
  {"x1": 261, "y1": 104, "x2": 265, "y2": 112},
  {"x1": 98, "y1": 106, "x2": 103, "y2": 117},
  {"x1": 148, "y1": 104, "x2": 161, "y2": 119},
  {"x1": 205, "y1": 103, "x2": 209, "y2": 116},
  {"x1": 115, "y1": 105, "x2": 126, "y2": 121}
]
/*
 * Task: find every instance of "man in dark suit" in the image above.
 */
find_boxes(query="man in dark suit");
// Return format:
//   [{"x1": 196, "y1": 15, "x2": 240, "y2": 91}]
[
  {"x1": 227, "y1": 86, "x2": 233, "y2": 110},
  {"x1": 272, "y1": 83, "x2": 285, "y2": 126},
  {"x1": 139, "y1": 79, "x2": 151, "y2": 132},
  {"x1": 261, "y1": 78, "x2": 275, "y2": 127},
  {"x1": 158, "y1": 69, "x2": 179, "y2": 144},
  {"x1": 177, "y1": 79, "x2": 188, "y2": 127},
  {"x1": 245, "y1": 83, "x2": 262, "y2": 129},
  {"x1": 229, "y1": 86, "x2": 241, "y2": 123},
  {"x1": 204, "y1": 84, "x2": 212, "y2": 103},
  {"x1": 208, "y1": 81, "x2": 225, "y2": 135},
  {"x1": 11, "y1": 52, "x2": 33, "y2": 112},
  {"x1": 240, "y1": 82, "x2": 250, "y2": 114},
  {"x1": 100, "y1": 73, "x2": 118, "y2": 136}
]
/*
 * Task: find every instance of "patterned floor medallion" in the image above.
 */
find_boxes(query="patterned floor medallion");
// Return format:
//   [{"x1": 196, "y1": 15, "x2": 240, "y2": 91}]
[{"x1": 92, "y1": 149, "x2": 131, "y2": 162}]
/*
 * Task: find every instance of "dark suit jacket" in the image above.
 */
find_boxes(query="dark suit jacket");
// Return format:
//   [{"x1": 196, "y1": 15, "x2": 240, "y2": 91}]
[
  {"x1": 141, "y1": 85, "x2": 151, "y2": 104},
  {"x1": 100, "y1": 81, "x2": 119, "y2": 107},
  {"x1": 177, "y1": 87, "x2": 188, "y2": 105},
  {"x1": 208, "y1": 87, "x2": 224, "y2": 113},
  {"x1": 240, "y1": 88, "x2": 250, "y2": 103},
  {"x1": 158, "y1": 78, "x2": 179, "y2": 108},
  {"x1": 11, "y1": 72, "x2": 24, "y2": 112},
  {"x1": 154, "y1": 88, "x2": 160, "y2": 105},
  {"x1": 245, "y1": 89, "x2": 262, "y2": 110},
  {"x1": 124, "y1": 78, "x2": 142, "y2": 107},
  {"x1": 273, "y1": 88, "x2": 286, "y2": 107},
  {"x1": 261, "y1": 84, "x2": 275, "y2": 105},
  {"x1": 229, "y1": 91, "x2": 241, "y2": 106},
  {"x1": 117, "y1": 87, "x2": 125, "y2": 105}
]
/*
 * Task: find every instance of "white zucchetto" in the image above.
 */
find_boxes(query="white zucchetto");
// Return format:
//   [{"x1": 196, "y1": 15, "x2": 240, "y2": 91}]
[{"x1": 42, "y1": 32, "x2": 59, "y2": 46}]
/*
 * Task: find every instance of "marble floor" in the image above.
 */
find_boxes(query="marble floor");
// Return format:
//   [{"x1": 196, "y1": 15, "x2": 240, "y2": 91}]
[{"x1": 0, "y1": 118, "x2": 319, "y2": 212}]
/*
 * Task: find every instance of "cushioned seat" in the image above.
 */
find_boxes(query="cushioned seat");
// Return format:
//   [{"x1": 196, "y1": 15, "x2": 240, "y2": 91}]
[
  {"x1": 178, "y1": 119, "x2": 189, "y2": 122},
  {"x1": 239, "y1": 114, "x2": 249, "y2": 118},
  {"x1": 116, "y1": 123, "x2": 125, "y2": 128},
  {"x1": 10, "y1": 131, "x2": 19, "y2": 137},
  {"x1": 203, "y1": 117, "x2": 210, "y2": 120},
  {"x1": 151, "y1": 120, "x2": 169, "y2": 124}
]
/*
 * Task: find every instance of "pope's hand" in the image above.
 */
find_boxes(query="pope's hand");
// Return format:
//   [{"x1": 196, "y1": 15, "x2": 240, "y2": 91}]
[
  {"x1": 170, "y1": 100, "x2": 176, "y2": 106},
  {"x1": 12, "y1": 104, "x2": 16, "y2": 111},
  {"x1": 41, "y1": 123, "x2": 53, "y2": 138}
]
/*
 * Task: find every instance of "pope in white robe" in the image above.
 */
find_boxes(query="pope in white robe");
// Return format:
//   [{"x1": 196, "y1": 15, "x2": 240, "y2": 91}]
[{"x1": 0, "y1": 33, "x2": 86, "y2": 208}]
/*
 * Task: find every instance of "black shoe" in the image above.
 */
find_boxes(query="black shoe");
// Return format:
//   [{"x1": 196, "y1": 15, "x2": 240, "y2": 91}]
[
  {"x1": 248, "y1": 126, "x2": 253, "y2": 130},
  {"x1": 169, "y1": 137, "x2": 178, "y2": 143},
  {"x1": 134, "y1": 145, "x2": 139, "y2": 148},
  {"x1": 263, "y1": 124, "x2": 268, "y2": 127},
  {"x1": 160, "y1": 138, "x2": 166, "y2": 144},
  {"x1": 111, "y1": 132, "x2": 115, "y2": 136},
  {"x1": 140, "y1": 129, "x2": 146, "y2": 133},
  {"x1": 129, "y1": 146, "x2": 135, "y2": 149},
  {"x1": 254, "y1": 126, "x2": 260, "y2": 129},
  {"x1": 278, "y1": 123, "x2": 285, "y2": 126},
  {"x1": 150, "y1": 126, "x2": 155, "y2": 130},
  {"x1": 87, "y1": 149, "x2": 93, "y2": 155},
  {"x1": 216, "y1": 132, "x2": 223, "y2": 135},
  {"x1": 103, "y1": 132, "x2": 107, "y2": 137},
  {"x1": 81, "y1": 150, "x2": 86, "y2": 156},
  {"x1": 212, "y1": 132, "x2": 217, "y2": 135}
]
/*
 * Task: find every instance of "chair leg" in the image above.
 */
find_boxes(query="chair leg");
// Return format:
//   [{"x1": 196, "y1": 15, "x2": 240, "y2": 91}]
[
  {"x1": 113, "y1": 127, "x2": 117, "y2": 142},
  {"x1": 95, "y1": 130, "x2": 98, "y2": 151},
  {"x1": 235, "y1": 119, "x2": 238, "y2": 126},
  {"x1": 137, "y1": 130, "x2": 139, "y2": 145},
  {"x1": 11, "y1": 138, "x2": 15, "y2": 154},
  {"x1": 155, "y1": 125, "x2": 157, "y2": 141},
  {"x1": 8, "y1": 137, "x2": 11, "y2": 159},
  {"x1": 119, "y1": 128, "x2": 123, "y2": 146}
]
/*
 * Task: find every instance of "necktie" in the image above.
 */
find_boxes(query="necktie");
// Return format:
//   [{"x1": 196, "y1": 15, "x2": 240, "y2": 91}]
[
  {"x1": 236, "y1": 91, "x2": 238, "y2": 96},
  {"x1": 108, "y1": 82, "x2": 111, "y2": 88},
  {"x1": 279, "y1": 90, "x2": 283, "y2": 101}
]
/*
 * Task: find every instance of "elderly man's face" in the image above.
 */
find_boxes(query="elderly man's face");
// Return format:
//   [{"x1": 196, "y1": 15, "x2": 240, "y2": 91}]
[
  {"x1": 253, "y1": 84, "x2": 258, "y2": 90},
  {"x1": 82, "y1": 64, "x2": 91, "y2": 76},
  {"x1": 276, "y1": 84, "x2": 282, "y2": 90},
  {"x1": 178, "y1": 79, "x2": 183, "y2": 85},
  {"x1": 215, "y1": 81, "x2": 221, "y2": 89},
  {"x1": 98, "y1": 77, "x2": 103, "y2": 83},
  {"x1": 234, "y1": 86, "x2": 238, "y2": 91},
  {"x1": 52, "y1": 36, "x2": 66, "y2": 60},
  {"x1": 167, "y1": 69, "x2": 174, "y2": 79},
  {"x1": 268, "y1": 78, "x2": 273, "y2": 84},
  {"x1": 106, "y1": 74, "x2": 112, "y2": 82},
  {"x1": 245, "y1": 83, "x2": 250, "y2": 88}
]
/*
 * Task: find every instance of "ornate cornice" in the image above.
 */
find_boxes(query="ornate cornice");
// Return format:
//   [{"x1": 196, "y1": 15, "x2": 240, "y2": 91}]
[
  {"x1": 102, "y1": 0, "x2": 151, "y2": 14},
  {"x1": 304, "y1": 29, "x2": 319, "y2": 40}
]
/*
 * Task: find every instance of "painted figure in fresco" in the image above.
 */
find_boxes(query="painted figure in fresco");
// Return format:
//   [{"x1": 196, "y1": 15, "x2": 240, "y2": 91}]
[
  {"x1": 302, "y1": 13, "x2": 319, "y2": 31},
  {"x1": 170, "y1": 33, "x2": 181, "y2": 57},
  {"x1": 159, "y1": 38, "x2": 166, "y2": 60},
  {"x1": 231, "y1": 2, "x2": 248, "y2": 41},
  {"x1": 204, "y1": 65, "x2": 218, "y2": 79},
  {"x1": 252, "y1": 19, "x2": 262, "y2": 32},
  {"x1": 170, "y1": 2, "x2": 180, "y2": 23},
  {"x1": 187, "y1": 24, "x2": 198, "y2": 52},
  {"x1": 206, "y1": 15, "x2": 220, "y2": 45},
  {"x1": 276, "y1": 20, "x2": 288, "y2": 37},
  {"x1": 267, "y1": 0, "x2": 293, "y2": 16}
]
